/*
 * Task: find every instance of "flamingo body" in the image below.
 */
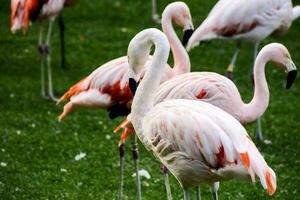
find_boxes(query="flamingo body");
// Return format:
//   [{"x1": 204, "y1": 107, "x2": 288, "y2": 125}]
[
  {"x1": 187, "y1": 0, "x2": 297, "y2": 49},
  {"x1": 127, "y1": 28, "x2": 276, "y2": 198},
  {"x1": 141, "y1": 99, "x2": 276, "y2": 195},
  {"x1": 58, "y1": 2, "x2": 194, "y2": 121},
  {"x1": 57, "y1": 56, "x2": 172, "y2": 120},
  {"x1": 11, "y1": 0, "x2": 65, "y2": 33}
]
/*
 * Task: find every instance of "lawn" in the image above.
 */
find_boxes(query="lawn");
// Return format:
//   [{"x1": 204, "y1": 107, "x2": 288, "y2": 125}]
[{"x1": 1, "y1": 0, "x2": 300, "y2": 199}]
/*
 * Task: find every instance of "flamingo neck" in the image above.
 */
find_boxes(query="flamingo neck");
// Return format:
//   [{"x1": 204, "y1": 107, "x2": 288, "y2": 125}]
[
  {"x1": 243, "y1": 53, "x2": 269, "y2": 122},
  {"x1": 131, "y1": 37, "x2": 170, "y2": 137},
  {"x1": 293, "y1": 6, "x2": 300, "y2": 20},
  {"x1": 162, "y1": 11, "x2": 190, "y2": 75}
]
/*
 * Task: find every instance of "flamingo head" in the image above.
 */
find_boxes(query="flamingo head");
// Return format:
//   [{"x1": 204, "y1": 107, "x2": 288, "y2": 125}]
[
  {"x1": 162, "y1": 2, "x2": 194, "y2": 46},
  {"x1": 127, "y1": 29, "x2": 170, "y2": 94},
  {"x1": 261, "y1": 43, "x2": 297, "y2": 89}
]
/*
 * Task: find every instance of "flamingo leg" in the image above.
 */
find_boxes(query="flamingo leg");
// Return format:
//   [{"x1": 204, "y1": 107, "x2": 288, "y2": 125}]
[
  {"x1": 225, "y1": 42, "x2": 241, "y2": 80},
  {"x1": 212, "y1": 191, "x2": 218, "y2": 200},
  {"x1": 45, "y1": 20, "x2": 58, "y2": 102},
  {"x1": 38, "y1": 26, "x2": 47, "y2": 98},
  {"x1": 118, "y1": 143, "x2": 125, "y2": 200},
  {"x1": 132, "y1": 135, "x2": 142, "y2": 200},
  {"x1": 161, "y1": 165, "x2": 173, "y2": 200},
  {"x1": 151, "y1": 0, "x2": 160, "y2": 23},
  {"x1": 183, "y1": 188, "x2": 190, "y2": 200},
  {"x1": 211, "y1": 182, "x2": 219, "y2": 200},
  {"x1": 196, "y1": 186, "x2": 201, "y2": 200},
  {"x1": 58, "y1": 12, "x2": 66, "y2": 69}
]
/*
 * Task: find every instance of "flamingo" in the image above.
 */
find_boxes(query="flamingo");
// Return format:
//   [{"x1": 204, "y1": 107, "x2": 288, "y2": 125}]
[
  {"x1": 11, "y1": 0, "x2": 66, "y2": 101},
  {"x1": 127, "y1": 28, "x2": 276, "y2": 200},
  {"x1": 57, "y1": 2, "x2": 194, "y2": 199},
  {"x1": 116, "y1": 43, "x2": 296, "y2": 199},
  {"x1": 186, "y1": 0, "x2": 300, "y2": 142}
]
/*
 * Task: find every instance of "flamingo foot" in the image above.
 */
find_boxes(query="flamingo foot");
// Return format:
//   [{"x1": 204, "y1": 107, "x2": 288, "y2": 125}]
[
  {"x1": 48, "y1": 93, "x2": 58, "y2": 102},
  {"x1": 152, "y1": 14, "x2": 161, "y2": 24},
  {"x1": 255, "y1": 118, "x2": 271, "y2": 144}
]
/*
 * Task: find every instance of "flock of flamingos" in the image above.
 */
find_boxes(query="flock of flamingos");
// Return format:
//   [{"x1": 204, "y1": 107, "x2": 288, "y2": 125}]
[{"x1": 10, "y1": 0, "x2": 300, "y2": 199}]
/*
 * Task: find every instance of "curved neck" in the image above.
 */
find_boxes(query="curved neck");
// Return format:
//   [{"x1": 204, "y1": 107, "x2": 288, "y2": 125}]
[
  {"x1": 131, "y1": 38, "x2": 170, "y2": 136},
  {"x1": 243, "y1": 54, "x2": 269, "y2": 122},
  {"x1": 293, "y1": 6, "x2": 300, "y2": 20},
  {"x1": 162, "y1": 12, "x2": 190, "y2": 75}
]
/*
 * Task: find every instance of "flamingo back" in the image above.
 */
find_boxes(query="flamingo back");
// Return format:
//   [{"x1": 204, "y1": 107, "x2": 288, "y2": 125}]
[
  {"x1": 142, "y1": 99, "x2": 276, "y2": 194},
  {"x1": 188, "y1": 0, "x2": 293, "y2": 47},
  {"x1": 154, "y1": 72, "x2": 244, "y2": 121}
]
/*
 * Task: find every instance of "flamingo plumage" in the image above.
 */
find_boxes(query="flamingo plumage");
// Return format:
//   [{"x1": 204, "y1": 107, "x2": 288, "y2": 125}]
[
  {"x1": 154, "y1": 43, "x2": 297, "y2": 124},
  {"x1": 57, "y1": 2, "x2": 194, "y2": 121},
  {"x1": 116, "y1": 43, "x2": 296, "y2": 200},
  {"x1": 186, "y1": 0, "x2": 300, "y2": 142},
  {"x1": 187, "y1": 0, "x2": 299, "y2": 78},
  {"x1": 127, "y1": 28, "x2": 276, "y2": 200},
  {"x1": 11, "y1": 0, "x2": 66, "y2": 101},
  {"x1": 57, "y1": 2, "x2": 194, "y2": 199}
]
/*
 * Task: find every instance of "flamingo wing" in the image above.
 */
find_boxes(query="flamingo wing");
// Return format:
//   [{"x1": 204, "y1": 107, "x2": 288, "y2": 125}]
[
  {"x1": 187, "y1": 0, "x2": 293, "y2": 48},
  {"x1": 57, "y1": 56, "x2": 171, "y2": 120},
  {"x1": 11, "y1": 0, "x2": 49, "y2": 33},
  {"x1": 143, "y1": 99, "x2": 276, "y2": 194},
  {"x1": 154, "y1": 72, "x2": 242, "y2": 114}
]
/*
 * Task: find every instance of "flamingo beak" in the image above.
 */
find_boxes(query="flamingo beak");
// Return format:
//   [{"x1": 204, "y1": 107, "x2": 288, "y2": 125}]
[
  {"x1": 286, "y1": 60, "x2": 297, "y2": 89},
  {"x1": 182, "y1": 20, "x2": 194, "y2": 46},
  {"x1": 129, "y1": 78, "x2": 138, "y2": 95},
  {"x1": 182, "y1": 29, "x2": 194, "y2": 46}
]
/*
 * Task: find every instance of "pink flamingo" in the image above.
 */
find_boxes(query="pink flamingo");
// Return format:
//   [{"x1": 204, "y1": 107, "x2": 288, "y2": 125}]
[
  {"x1": 11, "y1": 0, "x2": 66, "y2": 101},
  {"x1": 117, "y1": 42, "x2": 295, "y2": 200},
  {"x1": 186, "y1": 0, "x2": 300, "y2": 141},
  {"x1": 127, "y1": 28, "x2": 276, "y2": 200},
  {"x1": 57, "y1": 2, "x2": 194, "y2": 199}
]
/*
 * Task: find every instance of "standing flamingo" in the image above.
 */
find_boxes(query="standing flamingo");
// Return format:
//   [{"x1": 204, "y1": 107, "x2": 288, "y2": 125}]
[
  {"x1": 186, "y1": 0, "x2": 300, "y2": 142},
  {"x1": 127, "y1": 28, "x2": 276, "y2": 200},
  {"x1": 11, "y1": 0, "x2": 66, "y2": 101},
  {"x1": 57, "y1": 2, "x2": 194, "y2": 199},
  {"x1": 116, "y1": 43, "x2": 296, "y2": 199}
]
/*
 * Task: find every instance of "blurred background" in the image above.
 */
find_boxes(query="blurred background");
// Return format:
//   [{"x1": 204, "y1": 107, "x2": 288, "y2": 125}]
[{"x1": 0, "y1": 0, "x2": 300, "y2": 199}]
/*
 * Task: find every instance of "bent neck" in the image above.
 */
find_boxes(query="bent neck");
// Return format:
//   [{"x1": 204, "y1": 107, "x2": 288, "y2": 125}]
[
  {"x1": 293, "y1": 6, "x2": 300, "y2": 20},
  {"x1": 243, "y1": 53, "x2": 269, "y2": 122},
  {"x1": 162, "y1": 12, "x2": 190, "y2": 75},
  {"x1": 131, "y1": 36, "x2": 170, "y2": 136}
]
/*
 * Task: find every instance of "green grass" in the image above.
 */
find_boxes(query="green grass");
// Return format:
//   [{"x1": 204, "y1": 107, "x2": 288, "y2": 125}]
[{"x1": 1, "y1": 0, "x2": 300, "y2": 199}]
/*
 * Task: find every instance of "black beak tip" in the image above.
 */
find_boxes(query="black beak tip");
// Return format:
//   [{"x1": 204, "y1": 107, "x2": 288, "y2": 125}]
[
  {"x1": 129, "y1": 78, "x2": 138, "y2": 95},
  {"x1": 286, "y1": 70, "x2": 297, "y2": 89},
  {"x1": 182, "y1": 29, "x2": 194, "y2": 46}
]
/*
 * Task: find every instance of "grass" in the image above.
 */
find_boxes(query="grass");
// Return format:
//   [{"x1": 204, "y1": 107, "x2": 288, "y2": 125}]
[{"x1": 1, "y1": 0, "x2": 300, "y2": 199}]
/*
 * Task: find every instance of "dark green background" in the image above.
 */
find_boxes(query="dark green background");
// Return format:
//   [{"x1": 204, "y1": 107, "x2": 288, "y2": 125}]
[{"x1": 1, "y1": 0, "x2": 300, "y2": 199}]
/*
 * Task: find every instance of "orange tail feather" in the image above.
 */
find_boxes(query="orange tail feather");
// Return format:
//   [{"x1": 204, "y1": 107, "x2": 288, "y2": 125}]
[
  {"x1": 240, "y1": 152, "x2": 250, "y2": 169},
  {"x1": 57, "y1": 77, "x2": 86, "y2": 105},
  {"x1": 265, "y1": 171, "x2": 276, "y2": 196}
]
